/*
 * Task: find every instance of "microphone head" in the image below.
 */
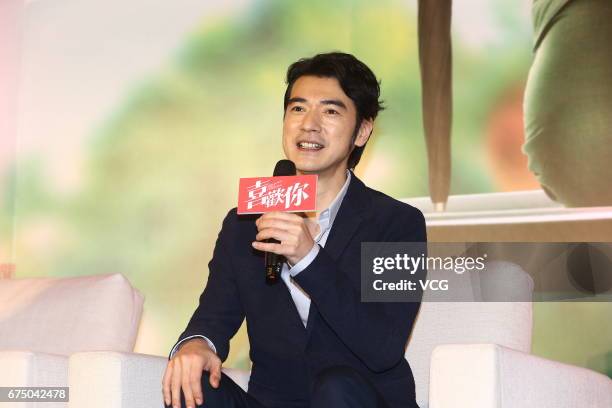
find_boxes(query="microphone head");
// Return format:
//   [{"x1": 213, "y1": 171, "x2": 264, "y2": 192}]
[{"x1": 273, "y1": 160, "x2": 296, "y2": 177}]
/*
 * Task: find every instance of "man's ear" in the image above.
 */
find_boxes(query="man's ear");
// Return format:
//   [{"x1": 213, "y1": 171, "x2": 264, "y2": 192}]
[{"x1": 354, "y1": 119, "x2": 373, "y2": 147}]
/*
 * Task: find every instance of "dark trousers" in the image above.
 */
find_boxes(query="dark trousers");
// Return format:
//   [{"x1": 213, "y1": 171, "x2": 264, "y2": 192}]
[{"x1": 170, "y1": 366, "x2": 390, "y2": 408}]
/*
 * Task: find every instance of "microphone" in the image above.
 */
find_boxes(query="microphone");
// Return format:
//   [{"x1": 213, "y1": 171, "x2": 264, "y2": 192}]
[{"x1": 265, "y1": 159, "x2": 296, "y2": 284}]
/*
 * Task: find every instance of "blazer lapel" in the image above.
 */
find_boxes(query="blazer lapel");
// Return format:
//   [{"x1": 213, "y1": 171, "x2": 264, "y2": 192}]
[
  {"x1": 304, "y1": 172, "x2": 371, "y2": 339},
  {"x1": 319, "y1": 172, "x2": 370, "y2": 261},
  {"x1": 242, "y1": 215, "x2": 309, "y2": 344}
]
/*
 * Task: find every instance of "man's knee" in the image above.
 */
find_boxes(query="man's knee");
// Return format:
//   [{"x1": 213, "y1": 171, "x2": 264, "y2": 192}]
[
  {"x1": 200, "y1": 371, "x2": 217, "y2": 395},
  {"x1": 311, "y1": 366, "x2": 378, "y2": 407},
  {"x1": 313, "y1": 366, "x2": 363, "y2": 392},
  {"x1": 176, "y1": 371, "x2": 223, "y2": 408}
]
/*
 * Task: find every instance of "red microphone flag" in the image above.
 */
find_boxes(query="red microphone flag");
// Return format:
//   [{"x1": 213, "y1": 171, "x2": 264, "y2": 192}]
[{"x1": 237, "y1": 175, "x2": 317, "y2": 214}]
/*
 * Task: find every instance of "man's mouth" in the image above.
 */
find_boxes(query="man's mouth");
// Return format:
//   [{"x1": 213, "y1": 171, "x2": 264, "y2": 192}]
[{"x1": 297, "y1": 141, "x2": 324, "y2": 151}]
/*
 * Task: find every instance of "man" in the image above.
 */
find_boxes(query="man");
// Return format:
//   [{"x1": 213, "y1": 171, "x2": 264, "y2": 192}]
[{"x1": 163, "y1": 52, "x2": 426, "y2": 408}]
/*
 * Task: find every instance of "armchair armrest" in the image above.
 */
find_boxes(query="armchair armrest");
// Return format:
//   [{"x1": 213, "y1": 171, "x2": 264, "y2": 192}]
[
  {"x1": 429, "y1": 343, "x2": 612, "y2": 408},
  {"x1": 0, "y1": 351, "x2": 68, "y2": 408},
  {"x1": 0, "y1": 350, "x2": 68, "y2": 386},
  {"x1": 69, "y1": 351, "x2": 167, "y2": 408},
  {"x1": 68, "y1": 351, "x2": 251, "y2": 408}
]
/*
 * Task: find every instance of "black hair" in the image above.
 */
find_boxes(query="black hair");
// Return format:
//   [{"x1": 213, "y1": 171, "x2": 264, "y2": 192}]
[{"x1": 283, "y1": 52, "x2": 384, "y2": 169}]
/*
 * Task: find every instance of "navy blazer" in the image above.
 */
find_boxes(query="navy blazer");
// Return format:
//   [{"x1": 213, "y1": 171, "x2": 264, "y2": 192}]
[{"x1": 173, "y1": 172, "x2": 427, "y2": 408}]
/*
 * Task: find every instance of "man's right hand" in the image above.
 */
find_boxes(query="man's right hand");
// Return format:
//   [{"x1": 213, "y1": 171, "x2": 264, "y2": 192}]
[{"x1": 162, "y1": 338, "x2": 222, "y2": 408}]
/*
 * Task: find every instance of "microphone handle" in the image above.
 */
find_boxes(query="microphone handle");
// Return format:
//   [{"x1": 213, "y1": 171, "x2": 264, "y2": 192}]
[{"x1": 265, "y1": 238, "x2": 285, "y2": 284}]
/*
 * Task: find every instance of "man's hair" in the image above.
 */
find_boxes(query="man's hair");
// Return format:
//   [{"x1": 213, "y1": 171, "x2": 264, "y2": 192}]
[{"x1": 283, "y1": 52, "x2": 384, "y2": 169}]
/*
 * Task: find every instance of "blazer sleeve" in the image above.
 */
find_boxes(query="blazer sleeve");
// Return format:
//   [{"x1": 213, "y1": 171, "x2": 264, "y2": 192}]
[
  {"x1": 293, "y1": 206, "x2": 427, "y2": 373},
  {"x1": 169, "y1": 209, "x2": 245, "y2": 362}
]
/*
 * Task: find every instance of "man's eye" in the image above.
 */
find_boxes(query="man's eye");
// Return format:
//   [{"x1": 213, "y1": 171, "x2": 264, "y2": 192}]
[
  {"x1": 291, "y1": 106, "x2": 305, "y2": 112},
  {"x1": 325, "y1": 109, "x2": 339, "y2": 115}
]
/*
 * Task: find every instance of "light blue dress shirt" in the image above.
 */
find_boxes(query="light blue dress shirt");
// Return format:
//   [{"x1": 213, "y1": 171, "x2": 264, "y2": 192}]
[
  {"x1": 171, "y1": 170, "x2": 352, "y2": 357},
  {"x1": 279, "y1": 170, "x2": 351, "y2": 326}
]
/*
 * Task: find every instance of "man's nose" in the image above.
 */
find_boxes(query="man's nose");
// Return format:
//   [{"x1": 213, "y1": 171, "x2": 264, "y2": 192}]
[{"x1": 301, "y1": 110, "x2": 321, "y2": 132}]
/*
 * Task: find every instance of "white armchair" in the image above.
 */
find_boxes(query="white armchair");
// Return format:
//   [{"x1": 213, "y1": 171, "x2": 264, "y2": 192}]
[
  {"x1": 0, "y1": 273, "x2": 143, "y2": 408},
  {"x1": 67, "y1": 261, "x2": 612, "y2": 407},
  {"x1": 405, "y1": 262, "x2": 612, "y2": 407}
]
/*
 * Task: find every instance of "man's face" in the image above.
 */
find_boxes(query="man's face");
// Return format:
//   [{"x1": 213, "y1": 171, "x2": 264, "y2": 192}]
[{"x1": 282, "y1": 75, "x2": 372, "y2": 177}]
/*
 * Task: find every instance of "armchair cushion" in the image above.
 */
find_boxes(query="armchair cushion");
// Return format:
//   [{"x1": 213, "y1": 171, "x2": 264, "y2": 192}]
[
  {"x1": 0, "y1": 273, "x2": 143, "y2": 356},
  {"x1": 406, "y1": 261, "x2": 533, "y2": 407}
]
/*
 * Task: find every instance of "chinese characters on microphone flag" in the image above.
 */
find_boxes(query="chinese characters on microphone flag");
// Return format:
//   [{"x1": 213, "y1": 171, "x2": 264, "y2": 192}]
[{"x1": 237, "y1": 175, "x2": 317, "y2": 214}]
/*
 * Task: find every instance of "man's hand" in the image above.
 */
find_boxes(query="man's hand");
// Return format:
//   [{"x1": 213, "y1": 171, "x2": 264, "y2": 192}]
[
  {"x1": 162, "y1": 338, "x2": 221, "y2": 408},
  {"x1": 252, "y1": 211, "x2": 316, "y2": 266}
]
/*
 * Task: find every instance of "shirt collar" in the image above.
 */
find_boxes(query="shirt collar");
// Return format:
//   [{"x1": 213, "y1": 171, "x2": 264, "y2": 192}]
[{"x1": 318, "y1": 169, "x2": 351, "y2": 227}]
